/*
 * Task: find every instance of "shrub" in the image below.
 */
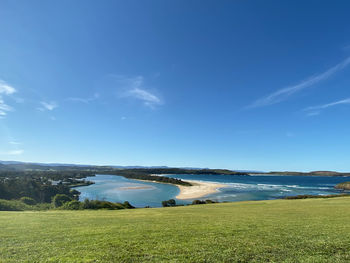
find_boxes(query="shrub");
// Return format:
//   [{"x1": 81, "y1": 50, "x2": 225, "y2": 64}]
[
  {"x1": 52, "y1": 194, "x2": 72, "y2": 208},
  {"x1": 20, "y1": 197, "x2": 37, "y2": 205},
  {"x1": 162, "y1": 199, "x2": 176, "y2": 207},
  {"x1": 192, "y1": 200, "x2": 206, "y2": 205},
  {"x1": 0, "y1": 199, "x2": 27, "y2": 211},
  {"x1": 284, "y1": 194, "x2": 349, "y2": 200},
  {"x1": 82, "y1": 199, "x2": 134, "y2": 210},
  {"x1": 123, "y1": 201, "x2": 135, "y2": 209},
  {"x1": 61, "y1": 200, "x2": 82, "y2": 210},
  {"x1": 191, "y1": 199, "x2": 216, "y2": 205}
]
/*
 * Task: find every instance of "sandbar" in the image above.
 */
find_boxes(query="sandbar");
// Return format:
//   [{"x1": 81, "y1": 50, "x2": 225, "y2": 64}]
[{"x1": 176, "y1": 180, "x2": 227, "y2": 200}]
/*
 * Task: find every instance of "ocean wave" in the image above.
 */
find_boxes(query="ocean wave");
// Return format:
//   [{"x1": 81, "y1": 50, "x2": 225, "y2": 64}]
[{"x1": 219, "y1": 182, "x2": 332, "y2": 191}]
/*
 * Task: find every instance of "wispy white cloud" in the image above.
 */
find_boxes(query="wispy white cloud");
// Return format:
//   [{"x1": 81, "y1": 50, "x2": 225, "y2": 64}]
[
  {"x1": 247, "y1": 57, "x2": 350, "y2": 109},
  {"x1": 304, "y1": 97, "x2": 350, "y2": 116},
  {"x1": 0, "y1": 81, "x2": 16, "y2": 95},
  {"x1": 38, "y1": 101, "x2": 58, "y2": 111},
  {"x1": 9, "y1": 141, "x2": 21, "y2": 145},
  {"x1": 116, "y1": 76, "x2": 162, "y2": 109},
  {"x1": 305, "y1": 98, "x2": 350, "y2": 111},
  {"x1": 0, "y1": 98, "x2": 13, "y2": 113},
  {"x1": 0, "y1": 149, "x2": 24, "y2": 155},
  {"x1": 306, "y1": 111, "x2": 321, "y2": 117},
  {"x1": 0, "y1": 80, "x2": 16, "y2": 117},
  {"x1": 128, "y1": 87, "x2": 161, "y2": 108},
  {"x1": 67, "y1": 93, "x2": 99, "y2": 104}
]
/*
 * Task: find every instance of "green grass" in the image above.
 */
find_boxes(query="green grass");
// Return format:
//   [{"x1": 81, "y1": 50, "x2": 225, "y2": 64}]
[{"x1": 1, "y1": 197, "x2": 350, "y2": 262}]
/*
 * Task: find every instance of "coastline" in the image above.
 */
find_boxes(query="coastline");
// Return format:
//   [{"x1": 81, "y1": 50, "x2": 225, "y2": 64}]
[
  {"x1": 132, "y1": 177, "x2": 227, "y2": 200},
  {"x1": 176, "y1": 180, "x2": 227, "y2": 200}
]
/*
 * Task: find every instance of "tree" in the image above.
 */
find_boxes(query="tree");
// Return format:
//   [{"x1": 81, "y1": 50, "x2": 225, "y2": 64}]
[
  {"x1": 123, "y1": 201, "x2": 135, "y2": 209},
  {"x1": 20, "y1": 197, "x2": 36, "y2": 205},
  {"x1": 52, "y1": 194, "x2": 72, "y2": 208},
  {"x1": 168, "y1": 199, "x2": 176, "y2": 206},
  {"x1": 162, "y1": 199, "x2": 176, "y2": 207},
  {"x1": 62, "y1": 200, "x2": 82, "y2": 210}
]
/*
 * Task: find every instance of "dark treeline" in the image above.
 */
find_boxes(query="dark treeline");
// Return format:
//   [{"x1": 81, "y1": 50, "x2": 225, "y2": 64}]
[
  {"x1": 255, "y1": 171, "x2": 350, "y2": 176},
  {"x1": 284, "y1": 194, "x2": 350, "y2": 200},
  {"x1": 0, "y1": 170, "x2": 95, "y2": 179},
  {"x1": 103, "y1": 171, "x2": 192, "y2": 186},
  {"x1": 0, "y1": 177, "x2": 80, "y2": 203},
  {"x1": 0, "y1": 170, "x2": 96, "y2": 203},
  {"x1": 161, "y1": 199, "x2": 217, "y2": 207},
  {"x1": 114, "y1": 168, "x2": 248, "y2": 176},
  {"x1": 51, "y1": 195, "x2": 135, "y2": 210}
]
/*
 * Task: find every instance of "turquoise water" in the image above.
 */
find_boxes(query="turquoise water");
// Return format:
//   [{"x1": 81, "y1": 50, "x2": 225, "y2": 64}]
[
  {"x1": 75, "y1": 174, "x2": 350, "y2": 207},
  {"x1": 75, "y1": 175, "x2": 181, "y2": 207}
]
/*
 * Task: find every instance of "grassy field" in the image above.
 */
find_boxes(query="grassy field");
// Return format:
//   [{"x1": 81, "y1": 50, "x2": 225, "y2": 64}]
[{"x1": 1, "y1": 197, "x2": 350, "y2": 262}]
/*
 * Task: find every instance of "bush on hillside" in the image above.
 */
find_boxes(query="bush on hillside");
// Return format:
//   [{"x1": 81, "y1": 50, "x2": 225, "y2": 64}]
[
  {"x1": 81, "y1": 199, "x2": 133, "y2": 210},
  {"x1": 52, "y1": 194, "x2": 72, "y2": 208},
  {"x1": 20, "y1": 197, "x2": 37, "y2": 205},
  {"x1": 122, "y1": 201, "x2": 135, "y2": 209},
  {"x1": 162, "y1": 199, "x2": 176, "y2": 207},
  {"x1": 284, "y1": 194, "x2": 349, "y2": 200},
  {"x1": 0, "y1": 199, "x2": 27, "y2": 211},
  {"x1": 61, "y1": 200, "x2": 83, "y2": 210},
  {"x1": 192, "y1": 199, "x2": 216, "y2": 205}
]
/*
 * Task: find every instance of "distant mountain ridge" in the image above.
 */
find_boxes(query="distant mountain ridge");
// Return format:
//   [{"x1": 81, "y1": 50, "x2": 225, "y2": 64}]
[
  {"x1": 259, "y1": 171, "x2": 350, "y2": 177},
  {"x1": 0, "y1": 161, "x2": 348, "y2": 176},
  {"x1": 0, "y1": 160, "x2": 259, "y2": 173}
]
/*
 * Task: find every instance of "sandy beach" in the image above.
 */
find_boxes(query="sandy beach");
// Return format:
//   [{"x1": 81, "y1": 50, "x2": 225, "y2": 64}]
[{"x1": 176, "y1": 180, "x2": 227, "y2": 200}]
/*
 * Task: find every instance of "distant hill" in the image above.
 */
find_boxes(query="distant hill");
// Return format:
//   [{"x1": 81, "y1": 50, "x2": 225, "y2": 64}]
[
  {"x1": 259, "y1": 171, "x2": 350, "y2": 177},
  {"x1": 0, "y1": 161, "x2": 248, "y2": 175},
  {"x1": 0, "y1": 161, "x2": 244, "y2": 173},
  {"x1": 1, "y1": 161, "x2": 348, "y2": 176},
  {"x1": 310, "y1": 171, "x2": 341, "y2": 176}
]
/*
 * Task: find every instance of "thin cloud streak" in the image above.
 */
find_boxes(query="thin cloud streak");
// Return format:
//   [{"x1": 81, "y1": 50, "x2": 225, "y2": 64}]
[
  {"x1": 38, "y1": 101, "x2": 58, "y2": 111},
  {"x1": 304, "y1": 97, "x2": 350, "y2": 116},
  {"x1": 128, "y1": 87, "x2": 161, "y2": 107},
  {"x1": 0, "y1": 149, "x2": 24, "y2": 155},
  {"x1": 247, "y1": 56, "x2": 350, "y2": 109},
  {"x1": 306, "y1": 111, "x2": 320, "y2": 117},
  {"x1": 117, "y1": 75, "x2": 162, "y2": 108},
  {"x1": 304, "y1": 98, "x2": 350, "y2": 111},
  {"x1": 9, "y1": 141, "x2": 21, "y2": 145},
  {"x1": 67, "y1": 93, "x2": 100, "y2": 104}
]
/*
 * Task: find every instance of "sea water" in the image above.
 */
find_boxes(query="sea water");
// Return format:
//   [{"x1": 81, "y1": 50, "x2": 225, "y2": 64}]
[{"x1": 75, "y1": 174, "x2": 350, "y2": 207}]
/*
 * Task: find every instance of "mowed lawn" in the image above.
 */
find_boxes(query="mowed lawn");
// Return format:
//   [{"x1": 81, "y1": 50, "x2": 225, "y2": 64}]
[{"x1": 1, "y1": 198, "x2": 350, "y2": 262}]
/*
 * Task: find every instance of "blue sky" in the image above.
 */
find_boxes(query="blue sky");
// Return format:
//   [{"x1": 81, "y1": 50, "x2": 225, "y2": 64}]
[{"x1": 1, "y1": 0, "x2": 350, "y2": 171}]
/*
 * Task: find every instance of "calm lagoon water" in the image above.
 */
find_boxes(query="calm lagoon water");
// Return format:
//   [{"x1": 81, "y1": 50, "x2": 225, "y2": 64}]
[
  {"x1": 75, "y1": 175, "x2": 181, "y2": 207},
  {"x1": 75, "y1": 174, "x2": 350, "y2": 208}
]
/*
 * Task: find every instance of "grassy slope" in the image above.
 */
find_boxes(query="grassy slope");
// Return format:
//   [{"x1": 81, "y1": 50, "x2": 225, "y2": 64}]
[{"x1": 1, "y1": 198, "x2": 350, "y2": 263}]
